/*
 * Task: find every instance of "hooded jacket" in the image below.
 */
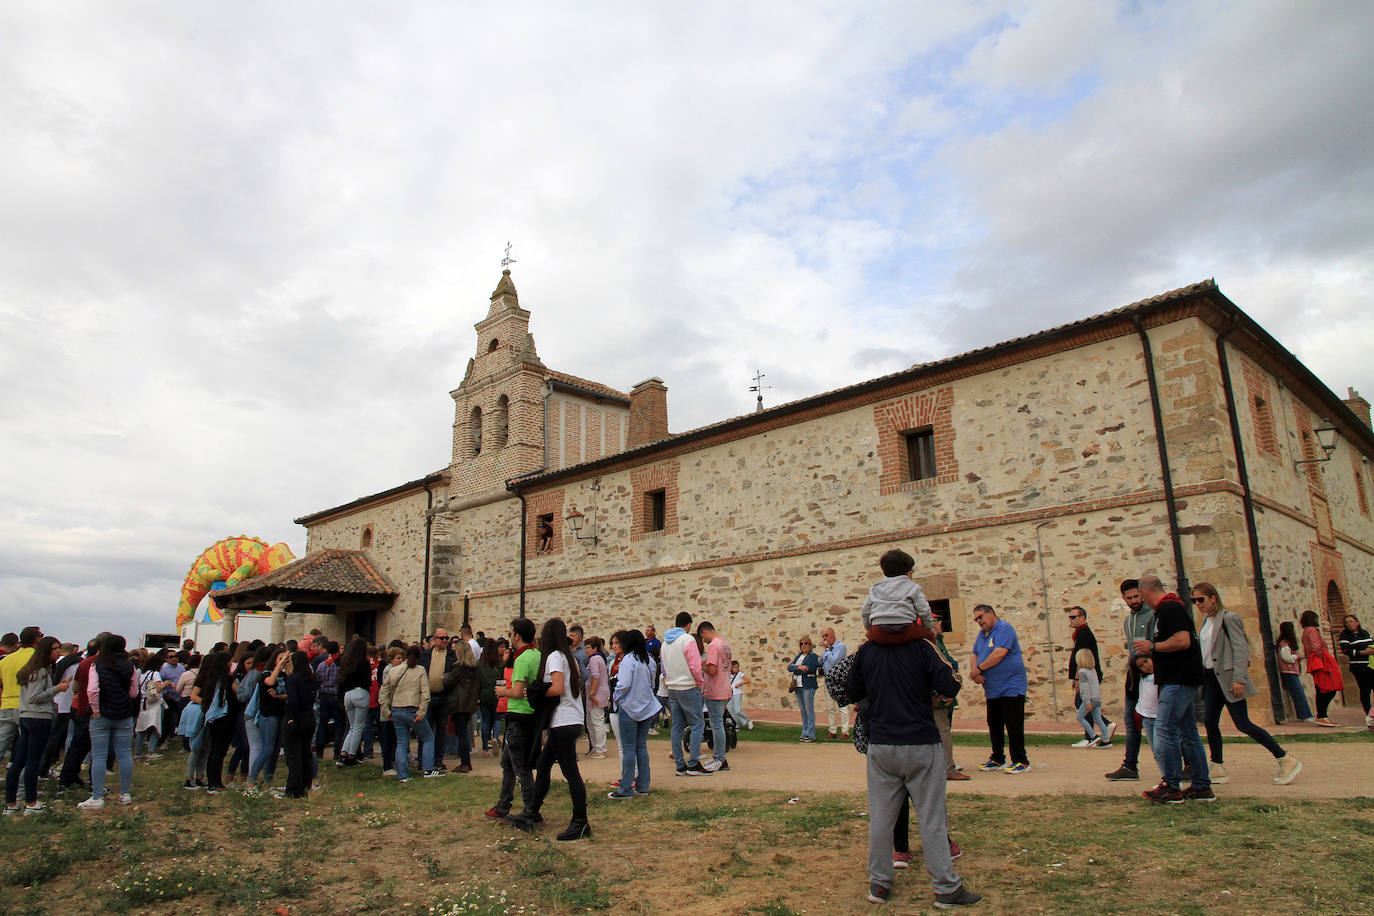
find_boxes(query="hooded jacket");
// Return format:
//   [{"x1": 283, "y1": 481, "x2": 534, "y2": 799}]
[
  {"x1": 660, "y1": 627, "x2": 703, "y2": 690},
  {"x1": 860, "y1": 576, "x2": 934, "y2": 629}
]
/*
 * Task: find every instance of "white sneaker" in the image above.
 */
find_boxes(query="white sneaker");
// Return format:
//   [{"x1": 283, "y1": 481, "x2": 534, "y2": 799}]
[
  {"x1": 701, "y1": 759, "x2": 722, "y2": 773},
  {"x1": 1106, "y1": 720, "x2": 1118, "y2": 741},
  {"x1": 2, "y1": 805, "x2": 18, "y2": 816},
  {"x1": 119, "y1": 793, "x2": 134, "y2": 806},
  {"x1": 77, "y1": 796, "x2": 105, "y2": 810},
  {"x1": 1274, "y1": 757, "x2": 1302, "y2": 785},
  {"x1": 1070, "y1": 738, "x2": 1093, "y2": 748},
  {"x1": 23, "y1": 802, "x2": 46, "y2": 815},
  {"x1": 1209, "y1": 763, "x2": 1229, "y2": 784},
  {"x1": 746, "y1": 722, "x2": 754, "y2": 730}
]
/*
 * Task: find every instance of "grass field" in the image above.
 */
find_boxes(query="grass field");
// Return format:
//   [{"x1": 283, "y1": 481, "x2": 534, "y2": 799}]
[{"x1": 2, "y1": 732, "x2": 1371, "y2": 915}]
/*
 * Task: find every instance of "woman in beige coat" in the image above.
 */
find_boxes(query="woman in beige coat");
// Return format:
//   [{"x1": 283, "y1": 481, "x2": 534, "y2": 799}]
[
  {"x1": 1192, "y1": 582, "x2": 1301, "y2": 786},
  {"x1": 378, "y1": 645, "x2": 435, "y2": 782}
]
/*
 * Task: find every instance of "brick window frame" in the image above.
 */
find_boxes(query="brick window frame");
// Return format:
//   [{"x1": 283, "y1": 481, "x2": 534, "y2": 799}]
[
  {"x1": 631, "y1": 461, "x2": 680, "y2": 540},
  {"x1": 1293, "y1": 405, "x2": 1326, "y2": 494},
  {"x1": 360, "y1": 525, "x2": 374, "y2": 549},
  {"x1": 525, "y1": 489, "x2": 565, "y2": 558},
  {"x1": 1241, "y1": 358, "x2": 1279, "y2": 459},
  {"x1": 875, "y1": 387, "x2": 958, "y2": 495}
]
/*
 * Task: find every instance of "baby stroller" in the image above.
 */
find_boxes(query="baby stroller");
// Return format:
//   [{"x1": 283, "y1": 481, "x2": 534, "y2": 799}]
[{"x1": 682, "y1": 704, "x2": 738, "y2": 754}]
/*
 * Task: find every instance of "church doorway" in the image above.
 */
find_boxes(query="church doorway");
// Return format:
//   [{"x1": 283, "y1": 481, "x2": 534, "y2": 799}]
[{"x1": 1325, "y1": 581, "x2": 1355, "y2": 706}]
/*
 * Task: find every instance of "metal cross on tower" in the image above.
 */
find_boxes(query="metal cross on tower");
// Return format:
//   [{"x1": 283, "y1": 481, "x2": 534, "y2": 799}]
[
  {"x1": 750, "y1": 369, "x2": 771, "y2": 412},
  {"x1": 501, "y1": 241, "x2": 517, "y2": 270}
]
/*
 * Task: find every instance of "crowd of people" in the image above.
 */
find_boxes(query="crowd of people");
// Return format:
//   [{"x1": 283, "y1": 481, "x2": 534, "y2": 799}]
[{"x1": 1, "y1": 548, "x2": 1368, "y2": 910}]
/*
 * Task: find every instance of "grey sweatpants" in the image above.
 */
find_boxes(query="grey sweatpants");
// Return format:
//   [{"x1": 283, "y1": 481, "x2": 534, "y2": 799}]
[{"x1": 867, "y1": 743, "x2": 960, "y2": 895}]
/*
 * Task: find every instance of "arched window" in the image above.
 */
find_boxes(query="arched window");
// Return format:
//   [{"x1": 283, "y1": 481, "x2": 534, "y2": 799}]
[
  {"x1": 492, "y1": 394, "x2": 510, "y2": 449},
  {"x1": 470, "y1": 406, "x2": 483, "y2": 456},
  {"x1": 360, "y1": 526, "x2": 374, "y2": 549},
  {"x1": 488, "y1": 338, "x2": 500, "y2": 353}
]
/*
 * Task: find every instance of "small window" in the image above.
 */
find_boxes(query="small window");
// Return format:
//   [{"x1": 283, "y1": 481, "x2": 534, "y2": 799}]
[
  {"x1": 929, "y1": 598, "x2": 951, "y2": 633},
  {"x1": 488, "y1": 338, "x2": 500, "y2": 353},
  {"x1": 903, "y1": 427, "x2": 936, "y2": 481},
  {"x1": 360, "y1": 526, "x2": 374, "y2": 549},
  {"x1": 535, "y1": 513, "x2": 554, "y2": 554},
  {"x1": 647, "y1": 489, "x2": 666, "y2": 532},
  {"x1": 470, "y1": 406, "x2": 483, "y2": 456}
]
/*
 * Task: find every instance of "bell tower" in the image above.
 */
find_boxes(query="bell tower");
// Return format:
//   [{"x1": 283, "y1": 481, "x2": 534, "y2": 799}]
[{"x1": 448, "y1": 269, "x2": 551, "y2": 499}]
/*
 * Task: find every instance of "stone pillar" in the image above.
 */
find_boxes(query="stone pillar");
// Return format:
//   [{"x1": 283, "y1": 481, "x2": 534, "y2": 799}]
[
  {"x1": 221, "y1": 607, "x2": 238, "y2": 645},
  {"x1": 266, "y1": 600, "x2": 291, "y2": 645}
]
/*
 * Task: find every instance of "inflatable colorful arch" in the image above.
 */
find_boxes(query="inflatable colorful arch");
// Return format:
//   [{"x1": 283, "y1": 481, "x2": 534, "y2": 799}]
[{"x1": 175, "y1": 536, "x2": 296, "y2": 627}]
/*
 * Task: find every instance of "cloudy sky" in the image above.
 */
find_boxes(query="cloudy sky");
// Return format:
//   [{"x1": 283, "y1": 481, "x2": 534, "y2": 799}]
[{"x1": 3, "y1": 1, "x2": 1371, "y2": 641}]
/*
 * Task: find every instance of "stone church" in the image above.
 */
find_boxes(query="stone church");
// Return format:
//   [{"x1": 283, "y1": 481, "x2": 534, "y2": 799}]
[{"x1": 245, "y1": 271, "x2": 1374, "y2": 725}]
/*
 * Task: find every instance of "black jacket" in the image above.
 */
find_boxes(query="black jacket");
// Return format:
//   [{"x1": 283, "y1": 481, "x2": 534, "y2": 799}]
[{"x1": 844, "y1": 639, "x2": 958, "y2": 746}]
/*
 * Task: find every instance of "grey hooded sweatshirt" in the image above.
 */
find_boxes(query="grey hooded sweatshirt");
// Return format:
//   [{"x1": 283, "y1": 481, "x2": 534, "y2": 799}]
[{"x1": 860, "y1": 576, "x2": 935, "y2": 630}]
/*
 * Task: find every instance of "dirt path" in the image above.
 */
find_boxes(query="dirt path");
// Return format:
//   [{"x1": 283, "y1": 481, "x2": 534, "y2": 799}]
[{"x1": 468, "y1": 732, "x2": 1374, "y2": 799}]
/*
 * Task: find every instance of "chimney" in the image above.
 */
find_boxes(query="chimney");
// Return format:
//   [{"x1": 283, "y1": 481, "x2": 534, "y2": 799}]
[
  {"x1": 628, "y1": 377, "x2": 669, "y2": 448},
  {"x1": 1345, "y1": 387, "x2": 1371, "y2": 430}
]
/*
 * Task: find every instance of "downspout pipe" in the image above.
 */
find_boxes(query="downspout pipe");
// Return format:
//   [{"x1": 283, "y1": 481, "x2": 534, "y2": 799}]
[
  {"x1": 506, "y1": 380, "x2": 556, "y2": 619},
  {"x1": 421, "y1": 484, "x2": 434, "y2": 639},
  {"x1": 1133, "y1": 316, "x2": 1189, "y2": 598},
  {"x1": 1214, "y1": 318, "x2": 1285, "y2": 721},
  {"x1": 1035, "y1": 521, "x2": 1059, "y2": 718}
]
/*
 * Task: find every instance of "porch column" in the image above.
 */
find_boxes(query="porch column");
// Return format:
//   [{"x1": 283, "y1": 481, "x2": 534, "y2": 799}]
[
  {"x1": 221, "y1": 606, "x2": 238, "y2": 645},
  {"x1": 266, "y1": 600, "x2": 291, "y2": 645}
]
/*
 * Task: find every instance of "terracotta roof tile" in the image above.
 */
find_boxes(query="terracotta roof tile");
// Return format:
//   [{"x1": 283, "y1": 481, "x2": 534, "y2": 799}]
[
  {"x1": 215, "y1": 548, "x2": 398, "y2": 598},
  {"x1": 547, "y1": 370, "x2": 630, "y2": 402}
]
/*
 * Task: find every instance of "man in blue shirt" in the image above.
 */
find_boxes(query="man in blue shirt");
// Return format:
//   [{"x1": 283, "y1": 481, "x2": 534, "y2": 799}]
[
  {"x1": 819, "y1": 627, "x2": 850, "y2": 738},
  {"x1": 970, "y1": 604, "x2": 1030, "y2": 774}
]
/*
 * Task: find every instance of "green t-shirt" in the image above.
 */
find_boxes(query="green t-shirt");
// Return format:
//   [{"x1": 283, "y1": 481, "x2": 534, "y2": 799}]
[{"x1": 508, "y1": 647, "x2": 541, "y2": 716}]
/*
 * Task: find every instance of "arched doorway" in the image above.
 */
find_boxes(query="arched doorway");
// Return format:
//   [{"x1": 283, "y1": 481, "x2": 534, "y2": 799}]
[{"x1": 1325, "y1": 581, "x2": 1355, "y2": 706}]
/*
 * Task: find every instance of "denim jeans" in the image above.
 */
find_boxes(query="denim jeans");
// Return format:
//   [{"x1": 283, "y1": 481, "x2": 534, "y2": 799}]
[
  {"x1": 1075, "y1": 696, "x2": 1109, "y2": 742},
  {"x1": 314, "y1": 693, "x2": 346, "y2": 759},
  {"x1": 342, "y1": 687, "x2": 369, "y2": 756},
  {"x1": 668, "y1": 687, "x2": 705, "y2": 768},
  {"x1": 479, "y1": 702, "x2": 498, "y2": 750},
  {"x1": 425, "y1": 700, "x2": 450, "y2": 765},
  {"x1": 5, "y1": 717, "x2": 54, "y2": 805},
  {"x1": 90, "y1": 715, "x2": 135, "y2": 799},
  {"x1": 705, "y1": 697, "x2": 729, "y2": 762},
  {"x1": 390, "y1": 707, "x2": 433, "y2": 780},
  {"x1": 249, "y1": 715, "x2": 280, "y2": 783},
  {"x1": 363, "y1": 707, "x2": 379, "y2": 757},
  {"x1": 1153, "y1": 684, "x2": 1208, "y2": 790},
  {"x1": 795, "y1": 686, "x2": 817, "y2": 740},
  {"x1": 614, "y1": 711, "x2": 652, "y2": 795},
  {"x1": 1279, "y1": 673, "x2": 1314, "y2": 720},
  {"x1": 133, "y1": 727, "x2": 160, "y2": 756}
]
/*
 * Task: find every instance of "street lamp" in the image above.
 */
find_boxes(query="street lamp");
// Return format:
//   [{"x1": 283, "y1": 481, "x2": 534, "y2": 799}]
[
  {"x1": 565, "y1": 508, "x2": 598, "y2": 547},
  {"x1": 1294, "y1": 423, "x2": 1338, "y2": 467}
]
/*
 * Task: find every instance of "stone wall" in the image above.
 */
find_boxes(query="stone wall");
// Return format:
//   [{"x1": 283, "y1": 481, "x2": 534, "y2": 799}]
[{"x1": 302, "y1": 487, "x2": 437, "y2": 644}]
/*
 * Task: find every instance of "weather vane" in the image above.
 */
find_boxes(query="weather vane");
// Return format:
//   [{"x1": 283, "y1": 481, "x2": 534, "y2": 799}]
[
  {"x1": 750, "y1": 369, "x2": 771, "y2": 412},
  {"x1": 501, "y1": 241, "x2": 517, "y2": 270}
]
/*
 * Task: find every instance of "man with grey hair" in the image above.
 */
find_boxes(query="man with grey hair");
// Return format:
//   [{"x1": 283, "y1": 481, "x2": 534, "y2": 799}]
[
  {"x1": 1133, "y1": 574, "x2": 1212, "y2": 803},
  {"x1": 819, "y1": 627, "x2": 850, "y2": 739}
]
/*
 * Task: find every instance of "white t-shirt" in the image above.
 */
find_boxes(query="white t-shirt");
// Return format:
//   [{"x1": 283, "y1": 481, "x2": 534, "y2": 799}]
[
  {"x1": 1199, "y1": 616, "x2": 1218, "y2": 670},
  {"x1": 544, "y1": 651, "x2": 584, "y2": 729},
  {"x1": 730, "y1": 671, "x2": 745, "y2": 699},
  {"x1": 1136, "y1": 674, "x2": 1159, "y2": 719}
]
